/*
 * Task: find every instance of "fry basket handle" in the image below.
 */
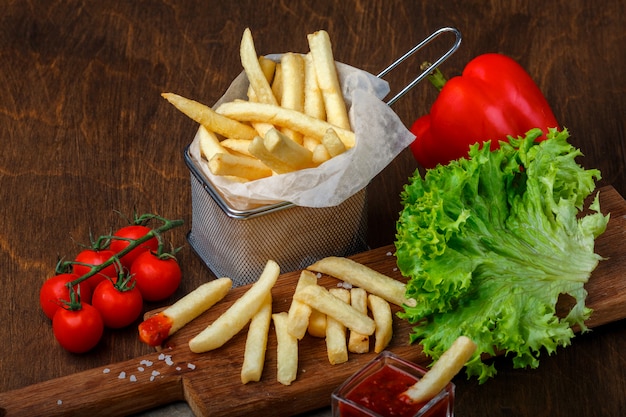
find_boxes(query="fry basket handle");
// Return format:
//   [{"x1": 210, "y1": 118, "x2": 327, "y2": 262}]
[{"x1": 377, "y1": 27, "x2": 462, "y2": 106}]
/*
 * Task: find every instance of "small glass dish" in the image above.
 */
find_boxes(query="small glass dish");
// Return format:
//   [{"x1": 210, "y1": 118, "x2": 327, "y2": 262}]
[{"x1": 331, "y1": 351, "x2": 455, "y2": 417}]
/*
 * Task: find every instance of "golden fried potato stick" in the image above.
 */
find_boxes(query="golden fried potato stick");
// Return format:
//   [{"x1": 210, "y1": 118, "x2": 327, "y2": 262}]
[
  {"x1": 279, "y1": 52, "x2": 305, "y2": 144},
  {"x1": 188, "y1": 260, "x2": 280, "y2": 353},
  {"x1": 307, "y1": 257, "x2": 416, "y2": 307},
  {"x1": 401, "y1": 336, "x2": 477, "y2": 404},
  {"x1": 271, "y1": 63, "x2": 283, "y2": 104},
  {"x1": 367, "y1": 294, "x2": 393, "y2": 353},
  {"x1": 208, "y1": 152, "x2": 273, "y2": 181},
  {"x1": 247, "y1": 56, "x2": 277, "y2": 137},
  {"x1": 241, "y1": 293, "x2": 273, "y2": 384},
  {"x1": 307, "y1": 30, "x2": 350, "y2": 131},
  {"x1": 287, "y1": 270, "x2": 317, "y2": 340},
  {"x1": 272, "y1": 312, "x2": 299, "y2": 385},
  {"x1": 220, "y1": 138, "x2": 253, "y2": 157},
  {"x1": 216, "y1": 101, "x2": 355, "y2": 148},
  {"x1": 348, "y1": 288, "x2": 370, "y2": 354},
  {"x1": 294, "y1": 283, "x2": 375, "y2": 336},
  {"x1": 326, "y1": 288, "x2": 350, "y2": 365},
  {"x1": 263, "y1": 128, "x2": 315, "y2": 170},
  {"x1": 321, "y1": 128, "x2": 346, "y2": 157},
  {"x1": 307, "y1": 308, "x2": 327, "y2": 338},
  {"x1": 240, "y1": 28, "x2": 278, "y2": 106},
  {"x1": 197, "y1": 125, "x2": 229, "y2": 161},
  {"x1": 248, "y1": 135, "x2": 297, "y2": 174},
  {"x1": 303, "y1": 52, "x2": 326, "y2": 121},
  {"x1": 162, "y1": 93, "x2": 257, "y2": 141},
  {"x1": 138, "y1": 278, "x2": 232, "y2": 347},
  {"x1": 311, "y1": 143, "x2": 331, "y2": 165}
]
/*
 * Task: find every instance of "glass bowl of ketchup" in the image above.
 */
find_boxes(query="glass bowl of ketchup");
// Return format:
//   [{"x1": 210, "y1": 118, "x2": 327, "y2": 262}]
[{"x1": 331, "y1": 351, "x2": 455, "y2": 417}]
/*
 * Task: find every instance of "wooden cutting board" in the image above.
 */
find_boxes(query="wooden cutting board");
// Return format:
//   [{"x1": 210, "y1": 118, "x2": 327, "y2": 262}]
[{"x1": 1, "y1": 185, "x2": 625, "y2": 417}]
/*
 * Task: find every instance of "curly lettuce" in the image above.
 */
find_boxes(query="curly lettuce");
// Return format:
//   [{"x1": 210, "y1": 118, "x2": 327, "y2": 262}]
[{"x1": 395, "y1": 128, "x2": 609, "y2": 383}]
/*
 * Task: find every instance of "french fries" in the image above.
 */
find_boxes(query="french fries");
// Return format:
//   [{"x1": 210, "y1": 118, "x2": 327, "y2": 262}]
[
  {"x1": 307, "y1": 30, "x2": 351, "y2": 131},
  {"x1": 241, "y1": 293, "x2": 273, "y2": 384},
  {"x1": 307, "y1": 308, "x2": 327, "y2": 338},
  {"x1": 347, "y1": 288, "x2": 370, "y2": 354},
  {"x1": 273, "y1": 312, "x2": 299, "y2": 385},
  {"x1": 293, "y1": 282, "x2": 375, "y2": 336},
  {"x1": 307, "y1": 256, "x2": 416, "y2": 307},
  {"x1": 402, "y1": 336, "x2": 477, "y2": 404},
  {"x1": 188, "y1": 260, "x2": 280, "y2": 353},
  {"x1": 138, "y1": 278, "x2": 232, "y2": 347},
  {"x1": 368, "y1": 294, "x2": 393, "y2": 353},
  {"x1": 287, "y1": 270, "x2": 317, "y2": 340},
  {"x1": 161, "y1": 93, "x2": 257, "y2": 141},
  {"x1": 326, "y1": 288, "x2": 350, "y2": 364},
  {"x1": 208, "y1": 152, "x2": 273, "y2": 181},
  {"x1": 163, "y1": 28, "x2": 355, "y2": 183}
]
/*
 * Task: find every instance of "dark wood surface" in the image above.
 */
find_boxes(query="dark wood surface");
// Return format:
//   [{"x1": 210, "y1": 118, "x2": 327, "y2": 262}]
[{"x1": 1, "y1": 1, "x2": 624, "y2": 416}]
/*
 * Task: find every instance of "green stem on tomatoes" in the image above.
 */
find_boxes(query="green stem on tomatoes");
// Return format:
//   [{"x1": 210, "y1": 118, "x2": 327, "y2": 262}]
[
  {"x1": 420, "y1": 61, "x2": 447, "y2": 92},
  {"x1": 66, "y1": 214, "x2": 183, "y2": 290}
]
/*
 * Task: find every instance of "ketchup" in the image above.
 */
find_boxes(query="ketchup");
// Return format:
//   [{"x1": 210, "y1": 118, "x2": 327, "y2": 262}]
[
  {"x1": 138, "y1": 313, "x2": 173, "y2": 346},
  {"x1": 338, "y1": 364, "x2": 451, "y2": 417}
]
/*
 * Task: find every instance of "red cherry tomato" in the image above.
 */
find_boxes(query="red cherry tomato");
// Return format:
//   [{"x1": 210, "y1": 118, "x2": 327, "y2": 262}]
[
  {"x1": 39, "y1": 273, "x2": 93, "y2": 320},
  {"x1": 130, "y1": 251, "x2": 182, "y2": 302},
  {"x1": 91, "y1": 279, "x2": 143, "y2": 328},
  {"x1": 52, "y1": 303, "x2": 104, "y2": 353},
  {"x1": 109, "y1": 225, "x2": 158, "y2": 269},
  {"x1": 72, "y1": 249, "x2": 118, "y2": 289}
]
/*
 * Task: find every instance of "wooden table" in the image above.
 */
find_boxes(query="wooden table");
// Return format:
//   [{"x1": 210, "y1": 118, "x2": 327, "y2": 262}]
[{"x1": 1, "y1": 1, "x2": 624, "y2": 416}]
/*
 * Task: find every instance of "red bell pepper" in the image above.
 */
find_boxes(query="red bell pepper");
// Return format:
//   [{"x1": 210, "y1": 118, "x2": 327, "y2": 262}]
[{"x1": 410, "y1": 53, "x2": 559, "y2": 169}]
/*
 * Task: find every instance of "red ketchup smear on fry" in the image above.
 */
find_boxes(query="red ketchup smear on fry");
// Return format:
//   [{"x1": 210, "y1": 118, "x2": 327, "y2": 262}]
[
  {"x1": 339, "y1": 365, "x2": 448, "y2": 417},
  {"x1": 138, "y1": 313, "x2": 173, "y2": 346}
]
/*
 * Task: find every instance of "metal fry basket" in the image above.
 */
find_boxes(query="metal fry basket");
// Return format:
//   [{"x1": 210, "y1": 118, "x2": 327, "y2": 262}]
[{"x1": 185, "y1": 27, "x2": 461, "y2": 287}]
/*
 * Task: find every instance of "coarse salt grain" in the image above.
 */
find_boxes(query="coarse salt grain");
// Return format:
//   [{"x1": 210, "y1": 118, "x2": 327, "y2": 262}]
[
  {"x1": 118, "y1": 371, "x2": 126, "y2": 379},
  {"x1": 176, "y1": 367, "x2": 182, "y2": 371},
  {"x1": 138, "y1": 366, "x2": 144, "y2": 372},
  {"x1": 129, "y1": 375, "x2": 137, "y2": 382},
  {"x1": 187, "y1": 363, "x2": 196, "y2": 370},
  {"x1": 386, "y1": 251, "x2": 392, "y2": 256},
  {"x1": 102, "y1": 368, "x2": 110, "y2": 374},
  {"x1": 57, "y1": 400, "x2": 62, "y2": 405}
]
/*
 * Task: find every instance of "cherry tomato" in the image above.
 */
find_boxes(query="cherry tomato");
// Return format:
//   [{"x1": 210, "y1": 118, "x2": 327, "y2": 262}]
[
  {"x1": 72, "y1": 248, "x2": 118, "y2": 289},
  {"x1": 52, "y1": 303, "x2": 104, "y2": 353},
  {"x1": 91, "y1": 279, "x2": 143, "y2": 328},
  {"x1": 130, "y1": 251, "x2": 182, "y2": 302},
  {"x1": 39, "y1": 273, "x2": 92, "y2": 320},
  {"x1": 109, "y1": 225, "x2": 158, "y2": 269}
]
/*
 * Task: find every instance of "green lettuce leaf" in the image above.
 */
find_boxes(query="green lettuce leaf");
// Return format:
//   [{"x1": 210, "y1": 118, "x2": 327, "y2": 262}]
[{"x1": 395, "y1": 128, "x2": 609, "y2": 383}]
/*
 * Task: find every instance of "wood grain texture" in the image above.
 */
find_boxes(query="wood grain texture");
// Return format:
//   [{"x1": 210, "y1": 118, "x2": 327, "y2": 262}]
[
  {"x1": 0, "y1": 186, "x2": 624, "y2": 416},
  {"x1": 0, "y1": 1, "x2": 624, "y2": 416}
]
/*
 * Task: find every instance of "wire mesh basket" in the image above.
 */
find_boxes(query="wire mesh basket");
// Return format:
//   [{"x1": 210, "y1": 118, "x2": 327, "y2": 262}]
[
  {"x1": 186, "y1": 148, "x2": 368, "y2": 286},
  {"x1": 184, "y1": 27, "x2": 461, "y2": 287}
]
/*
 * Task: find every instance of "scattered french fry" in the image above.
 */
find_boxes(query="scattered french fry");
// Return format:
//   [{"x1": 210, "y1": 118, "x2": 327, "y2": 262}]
[
  {"x1": 273, "y1": 312, "x2": 299, "y2": 385},
  {"x1": 307, "y1": 30, "x2": 350, "y2": 130},
  {"x1": 367, "y1": 294, "x2": 393, "y2": 353},
  {"x1": 162, "y1": 92, "x2": 257, "y2": 141},
  {"x1": 348, "y1": 288, "x2": 370, "y2": 354},
  {"x1": 326, "y1": 288, "x2": 350, "y2": 365},
  {"x1": 307, "y1": 257, "x2": 416, "y2": 307},
  {"x1": 307, "y1": 309, "x2": 327, "y2": 338},
  {"x1": 287, "y1": 270, "x2": 317, "y2": 340},
  {"x1": 189, "y1": 260, "x2": 280, "y2": 353},
  {"x1": 138, "y1": 278, "x2": 232, "y2": 347},
  {"x1": 208, "y1": 152, "x2": 273, "y2": 181},
  {"x1": 241, "y1": 293, "x2": 273, "y2": 384},
  {"x1": 240, "y1": 28, "x2": 278, "y2": 105},
  {"x1": 216, "y1": 100, "x2": 355, "y2": 148},
  {"x1": 294, "y1": 283, "x2": 375, "y2": 336},
  {"x1": 401, "y1": 336, "x2": 478, "y2": 404}
]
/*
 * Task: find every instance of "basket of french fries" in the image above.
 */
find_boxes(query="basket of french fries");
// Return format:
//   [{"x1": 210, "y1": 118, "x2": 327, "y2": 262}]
[{"x1": 166, "y1": 28, "x2": 432, "y2": 286}]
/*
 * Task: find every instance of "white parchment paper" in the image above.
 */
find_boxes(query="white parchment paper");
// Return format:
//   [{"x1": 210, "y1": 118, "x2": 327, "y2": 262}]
[{"x1": 188, "y1": 58, "x2": 415, "y2": 209}]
